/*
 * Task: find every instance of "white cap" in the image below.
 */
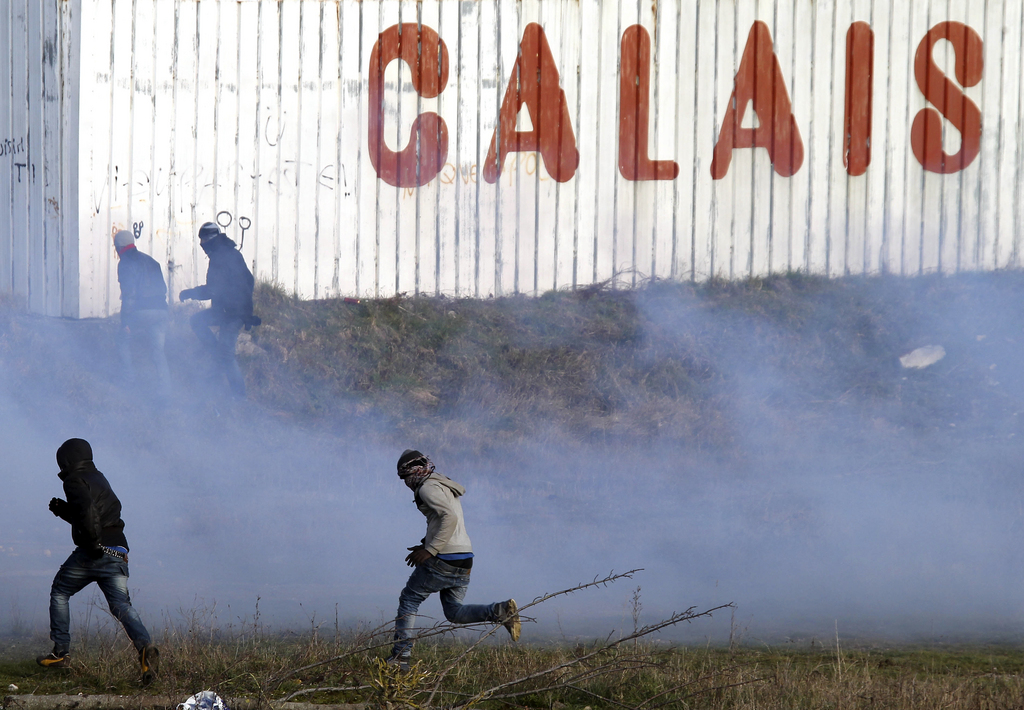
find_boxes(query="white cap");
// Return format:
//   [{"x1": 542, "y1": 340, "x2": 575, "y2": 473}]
[{"x1": 113, "y1": 230, "x2": 135, "y2": 249}]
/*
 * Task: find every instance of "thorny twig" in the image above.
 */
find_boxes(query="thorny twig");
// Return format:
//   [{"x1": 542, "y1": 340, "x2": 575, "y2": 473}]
[
  {"x1": 633, "y1": 660, "x2": 760, "y2": 708},
  {"x1": 269, "y1": 614, "x2": 491, "y2": 688},
  {"x1": 280, "y1": 684, "x2": 372, "y2": 701},
  {"x1": 442, "y1": 659, "x2": 654, "y2": 704},
  {"x1": 565, "y1": 683, "x2": 642, "y2": 710},
  {"x1": 271, "y1": 569, "x2": 732, "y2": 710},
  {"x1": 518, "y1": 569, "x2": 645, "y2": 614},
  {"x1": 452, "y1": 603, "x2": 735, "y2": 708},
  {"x1": 648, "y1": 676, "x2": 770, "y2": 710},
  {"x1": 424, "y1": 569, "x2": 642, "y2": 706}
]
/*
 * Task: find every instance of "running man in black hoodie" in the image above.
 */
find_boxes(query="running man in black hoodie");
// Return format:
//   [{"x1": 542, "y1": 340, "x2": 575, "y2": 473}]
[{"x1": 38, "y1": 438, "x2": 159, "y2": 685}]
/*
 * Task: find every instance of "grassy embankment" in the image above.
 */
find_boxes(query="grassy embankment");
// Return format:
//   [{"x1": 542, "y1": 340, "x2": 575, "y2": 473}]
[
  {"x1": 240, "y1": 270, "x2": 1024, "y2": 459},
  {"x1": 3, "y1": 270, "x2": 1022, "y2": 455}
]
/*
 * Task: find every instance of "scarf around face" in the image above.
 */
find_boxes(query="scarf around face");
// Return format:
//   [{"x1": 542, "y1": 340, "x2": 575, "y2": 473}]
[{"x1": 399, "y1": 456, "x2": 435, "y2": 491}]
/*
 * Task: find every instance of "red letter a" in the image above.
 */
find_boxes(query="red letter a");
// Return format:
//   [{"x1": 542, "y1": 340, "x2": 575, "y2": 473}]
[
  {"x1": 710, "y1": 21, "x2": 803, "y2": 180},
  {"x1": 483, "y1": 23, "x2": 579, "y2": 184}
]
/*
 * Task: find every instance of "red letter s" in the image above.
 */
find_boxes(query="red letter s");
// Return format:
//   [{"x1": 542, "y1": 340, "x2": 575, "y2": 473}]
[{"x1": 911, "y1": 22, "x2": 983, "y2": 174}]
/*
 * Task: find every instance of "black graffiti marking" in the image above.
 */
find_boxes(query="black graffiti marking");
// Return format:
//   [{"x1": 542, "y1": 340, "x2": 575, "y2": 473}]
[
  {"x1": 14, "y1": 163, "x2": 36, "y2": 183},
  {"x1": 1, "y1": 137, "x2": 25, "y2": 158},
  {"x1": 238, "y1": 216, "x2": 251, "y2": 248},
  {"x1": 212, "y1": 208, "x2": 252, "y2": 248},
  {"x1": 318, "y1": 164, "x2": 335, "y2": 190},
  {"x1": 90, "y1": 159, "x2": 350, "y2": 215},
  {"x1": 265, "y1": 115, "x2": 285, "y2": 147}
]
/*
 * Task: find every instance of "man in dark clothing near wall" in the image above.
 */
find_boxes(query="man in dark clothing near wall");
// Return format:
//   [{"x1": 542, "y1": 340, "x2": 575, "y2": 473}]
[
  {"x1": 179, "y1": 222, "x2": 256, "y2": 398},
  {"x1": 39, "y1": 438, "x2": 160, "y2": 685},
  {"x1": 114, "y1": 230, "x2": 171, "y2": 398}
]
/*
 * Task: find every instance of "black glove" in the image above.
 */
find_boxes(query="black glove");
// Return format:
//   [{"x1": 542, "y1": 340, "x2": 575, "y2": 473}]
[
  {"x1": 49, "y1": 497, "x2": 66, "y2": 517},
  {"x1": 179, "y1": 288, "x2": 195, "y2": 302}
]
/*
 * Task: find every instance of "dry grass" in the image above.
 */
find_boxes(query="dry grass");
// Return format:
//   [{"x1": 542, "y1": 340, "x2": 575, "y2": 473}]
[
  {"x1": 3, "y1": 629, "x2": 1022, "y2": 709},
  {"x1": 236, "y1": 271, "x2": 1024, "y2": 460},
  {"x1": 1, "y1": 575, "x2": 1021, "y2": 709}
]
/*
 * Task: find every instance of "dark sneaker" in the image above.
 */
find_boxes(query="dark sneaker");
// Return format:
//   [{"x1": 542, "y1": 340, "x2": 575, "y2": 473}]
[
  {"x1": 385, "y1": 652, "x2": 411, "y2": 672},
  {"x1": 139, "y1": 644, "x2": 160, "y2": 685},
  {"x1": 497, "y1": 599, "x2": 521, "y2": 641},
  {"x1": 36, "y1": 650, "x2": 70, "y2": 668}
]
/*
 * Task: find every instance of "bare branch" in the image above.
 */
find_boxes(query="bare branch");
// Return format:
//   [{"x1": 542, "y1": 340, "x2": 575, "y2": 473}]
[
  {"x1": 634, "y1": 661, "x2": 760, "y2": 708},
  {"x1": 280, "y1": 685, "x2": 372, "y2": 702},
  {"x1": 647, "y1": 676, "x2": 769, "y2": 710},
  {"x1": 268, "y1": 569, "x2": 732, "y2": 710},
  {"x1": 422, "y1": 570, "x2": 639, "y2": 706},
  {"x1": 453, "y1": 603, "x2": 734, "y2": 708},
  {"x1": 270, "y1": 616, "x2": 486, "y2": 688},
  {"x1": 517, "y1": 569, "x2": 645, "y2": 615},
  {"x1": 565, "y1": 684, "x2": 642, "y2": 710}
]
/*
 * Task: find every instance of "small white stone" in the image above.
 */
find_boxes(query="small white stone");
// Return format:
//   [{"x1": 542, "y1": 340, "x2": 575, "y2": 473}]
[{"x1": 899, "y1": 345, "x2": 945, "y2": 369}]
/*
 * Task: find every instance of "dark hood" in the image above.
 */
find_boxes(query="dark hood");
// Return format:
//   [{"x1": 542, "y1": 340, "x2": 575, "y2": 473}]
[
  {"x1": 56, "y1": 438, "x2": 93, "y2": 475},
  {"x1": 201, "y1": 234, "x2": 237, "y2": 256}
]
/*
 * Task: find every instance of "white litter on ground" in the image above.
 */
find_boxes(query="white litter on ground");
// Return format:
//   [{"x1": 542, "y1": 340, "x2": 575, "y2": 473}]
[
  {"x1": 900, "y1": 345, "x2": 946, "y2": 369},
  {"x1": 177, "y1": 691, "x2": 230, "y2": 710}
]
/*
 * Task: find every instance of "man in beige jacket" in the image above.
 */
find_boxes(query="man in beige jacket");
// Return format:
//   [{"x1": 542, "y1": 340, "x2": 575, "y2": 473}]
[{"x1": 387, "y1": 449, "x2": 520, "y2": 669}]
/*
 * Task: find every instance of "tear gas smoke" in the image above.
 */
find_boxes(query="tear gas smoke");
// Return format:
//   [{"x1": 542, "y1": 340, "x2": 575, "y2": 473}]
[{"x1": 1, "y1": 277, "x2": 1022, "y2": 645}]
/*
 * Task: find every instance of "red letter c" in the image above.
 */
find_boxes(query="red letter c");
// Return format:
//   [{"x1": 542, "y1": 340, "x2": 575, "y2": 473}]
[{"x1": 368, "y1": 24, "x2": 449, "y2": 187}]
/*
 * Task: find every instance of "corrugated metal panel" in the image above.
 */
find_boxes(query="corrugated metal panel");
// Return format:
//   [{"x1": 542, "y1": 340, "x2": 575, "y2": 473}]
[
  {"x1": 1, "y1": 0, "x2": 75, "y2": 316},
  {"x1": 10, "y1": 0, "x2": 1024, "y2": 316}
]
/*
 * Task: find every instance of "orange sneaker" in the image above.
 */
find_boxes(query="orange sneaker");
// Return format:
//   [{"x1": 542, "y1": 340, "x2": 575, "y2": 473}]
[
  {"x1": 140, "y1": 644, "x2": 160, "y2": 685},
  {"x1": 36, "y1": 650, "x2": 70, "y2": 668}
]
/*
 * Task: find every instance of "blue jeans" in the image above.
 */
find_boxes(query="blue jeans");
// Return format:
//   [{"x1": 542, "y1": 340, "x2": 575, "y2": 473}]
[
  {"x1": 118, "y1": 309, "x2": 171, "y2": 397},
  {"x1": 48, "y1": 550, "x2": 151, "y2": 654},
  {"x1": 190, "y1": 308, "x2": 245, "y2": 397},
  {"x1": 392, "y1": 558, "x2": 499, "y2": 657}
]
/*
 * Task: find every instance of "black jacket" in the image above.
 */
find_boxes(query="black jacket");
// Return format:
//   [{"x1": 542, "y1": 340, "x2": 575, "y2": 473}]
[
  {"x1": 53, "y1": 441, "x2": 129, "y2": 554},
  {"x1": 189, "y1": 236, "x2": 254, "y2": 318},
  {"x1": 117, "y1": 247, "x2": 168, "y2": 315}
]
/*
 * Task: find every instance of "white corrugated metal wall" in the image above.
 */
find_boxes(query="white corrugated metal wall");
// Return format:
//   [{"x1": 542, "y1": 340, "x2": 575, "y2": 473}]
[
  {"x1": 1, "y1": 0, "x2": 77, "y2": 317},
  {"x1": 12, "y1": 0, "x2": 1024, "y2": 317}
]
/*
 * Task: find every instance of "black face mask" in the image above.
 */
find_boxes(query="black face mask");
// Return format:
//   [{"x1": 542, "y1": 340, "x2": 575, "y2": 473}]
[{"x1": 200, "y1": 239, "x2": 215, "y2": 255}]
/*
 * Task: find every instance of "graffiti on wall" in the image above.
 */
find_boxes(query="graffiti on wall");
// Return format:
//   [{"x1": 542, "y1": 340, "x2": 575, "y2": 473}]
[
  {"x1": 92, "y1": 158, "x2": 347, "y2": 219},
  {"x1": 1, "y1": 136, "x2": 25, "y2": 159}
]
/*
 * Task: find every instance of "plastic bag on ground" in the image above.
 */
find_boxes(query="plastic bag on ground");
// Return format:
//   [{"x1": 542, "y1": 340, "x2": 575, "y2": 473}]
[{"x1": 178, "y1": 691, "x2": 230, "y2": 710}]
